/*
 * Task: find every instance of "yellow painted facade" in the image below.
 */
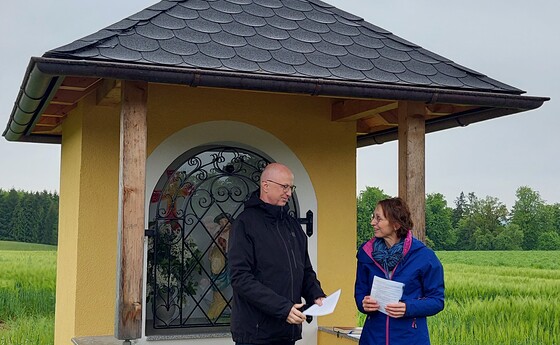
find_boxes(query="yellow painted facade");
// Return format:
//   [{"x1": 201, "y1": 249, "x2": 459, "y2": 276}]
[
  {"x1": 56, "y1": 94, "x2": 122, "y2": 344},
  {"x1": 55, "y1": 83, "x2": 357, "y2": 343}
]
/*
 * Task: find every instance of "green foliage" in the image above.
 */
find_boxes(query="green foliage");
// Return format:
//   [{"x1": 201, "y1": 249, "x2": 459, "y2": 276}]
[
  {"x1": 0, "y1": 189, "x2": 58, "y2": 246},
  {"x1": 451, "y1": 192, "x2": 466, "y2": 228},
  {"x1": 356, "y1": 187, "x2": 390, "y2": 247},
  {"x1": 425, "y1": 193, "x2": 455, "y2": 250},
  {"x1": 536, "y1": 231, "x2": 560, "y2": 250},
  {"x1": 357, "y1": 185, "x2": 560, "y2": 251},
  {"x1": 494, "y1": 223, "x2": 523, "y2": 250},
  {"x1": 549, "y1": 203, "x2": 560, "y2": 234},
  {"x1": 510, "y1": 186, "x2": 549, "y2": 250},
  {"x1": 0, "y1": 247, "x2": 56, "y2": 345},
  {"x1": 454, "y1": 194, "x2": 509, "y2": 250}
]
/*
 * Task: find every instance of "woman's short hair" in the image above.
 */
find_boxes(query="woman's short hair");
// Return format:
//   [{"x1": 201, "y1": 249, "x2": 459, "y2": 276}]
[{"x1": 377, "y1": 197, "x2": 413, "y2": 238}]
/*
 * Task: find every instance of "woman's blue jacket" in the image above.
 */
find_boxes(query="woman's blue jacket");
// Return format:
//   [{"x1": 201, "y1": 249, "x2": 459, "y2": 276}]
[{"x1": 354, "y1": 232, "x2": 444, "y2": 345}]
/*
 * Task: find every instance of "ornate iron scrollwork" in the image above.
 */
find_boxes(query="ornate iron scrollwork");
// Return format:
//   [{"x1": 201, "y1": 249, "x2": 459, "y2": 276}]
[{"x1": 145, "y1": 146, "x2": 311, "y2": 333}]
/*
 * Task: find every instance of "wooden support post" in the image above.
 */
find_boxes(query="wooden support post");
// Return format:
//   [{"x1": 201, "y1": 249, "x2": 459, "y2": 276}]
[
  {"x1": 397, "y1": 101, "x2": 426, "y2": 243},
  {"x1": 115, "y1": 80, "x2": 148, "y2": 340}
]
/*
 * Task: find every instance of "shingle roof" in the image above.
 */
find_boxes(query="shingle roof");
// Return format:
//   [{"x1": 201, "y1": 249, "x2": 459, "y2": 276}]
[{"x1": 45, "y1": 0, "x2": 522, "y2": 94}]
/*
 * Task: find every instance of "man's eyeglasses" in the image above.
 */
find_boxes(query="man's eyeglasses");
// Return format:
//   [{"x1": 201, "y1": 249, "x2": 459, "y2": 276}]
[{"x1": 266, "y1": 180, "x2": 296, "y2": 193}]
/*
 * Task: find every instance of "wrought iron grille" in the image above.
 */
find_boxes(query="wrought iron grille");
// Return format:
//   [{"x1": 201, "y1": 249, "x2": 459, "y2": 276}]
[{"x1": 146, "y1": 146, "x2": 299, "y2": 333}]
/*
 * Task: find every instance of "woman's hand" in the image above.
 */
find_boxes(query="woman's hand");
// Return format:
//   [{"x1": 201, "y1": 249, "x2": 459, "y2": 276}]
[
  {"x1": 385, "y1": 302, "x2": 406, "y2": 318},
  {"x1": 362, "y1": 296, "x2": 380, "y2": 312}
]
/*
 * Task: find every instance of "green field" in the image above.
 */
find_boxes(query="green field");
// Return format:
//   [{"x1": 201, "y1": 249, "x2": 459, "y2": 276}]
[
  {"x1": 0, "y1": 241, "x2": 56, "y2": 345},
  {"x1": 0, "y1": 241, "x2": 57, "y2": 252},
  {"x1": 1, "y1": 243, "x2": 559, "y2": 345},
  {"x1": 431, "y1": 251, "x2": 560, "y2": 345}
]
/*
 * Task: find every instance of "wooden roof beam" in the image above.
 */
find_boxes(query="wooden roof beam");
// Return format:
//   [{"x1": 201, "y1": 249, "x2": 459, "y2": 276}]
[
  {"x1": 332, "y1": 99, "x2": 398, "y2": 122},
  {"x1": 42, "y1": 104, "x2": 77, "y2": 117},
  {"x1": 59, "y1": 76, "x2": 102, "y2": 91},
  {"x1": 97, "y1": 79, "x2": 122, "y2": 107},
  {"x1": 50, "y1": 79, "x2": 103, "y2": 105},
  {"x1": 37, "y1": 116, "x2": 62, "y2": 127},
  {"x1": 426, "y1": 103, "x2": 477, "y2": 116}
]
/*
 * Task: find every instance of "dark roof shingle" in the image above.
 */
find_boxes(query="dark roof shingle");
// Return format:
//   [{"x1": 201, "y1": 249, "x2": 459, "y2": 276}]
[{"x1": 45, "y1": 0, "x2": 522, "y2": 93}]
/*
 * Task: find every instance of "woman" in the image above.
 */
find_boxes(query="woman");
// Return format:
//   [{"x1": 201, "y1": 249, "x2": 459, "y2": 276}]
[{"x1": 355, "y1": 197, "x2": 444, "y2": 345}]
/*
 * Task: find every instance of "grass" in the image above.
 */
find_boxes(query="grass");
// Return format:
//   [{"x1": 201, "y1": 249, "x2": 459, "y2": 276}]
[
  {"x1": 430, "y1": 251, "x2": 560, "y2": 345},
  {"x1": 0, "y1": 241, "x2": 56, "y2": 252},
  {"x1": 0, "y1": 241, "x2": 56, "y2": 345},
  {"x1": 2, "y1": 242, "x2": 559, "y2": 345}
]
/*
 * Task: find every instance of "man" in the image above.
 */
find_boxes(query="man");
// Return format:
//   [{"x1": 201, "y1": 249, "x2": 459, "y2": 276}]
[{"x1": 229, "y1": 163, "x2": 325, "y2": 345}]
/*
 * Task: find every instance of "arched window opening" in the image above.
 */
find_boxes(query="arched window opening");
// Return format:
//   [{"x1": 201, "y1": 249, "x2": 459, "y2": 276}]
[{"x1": 145, "y1": 145, "x2": 299, "y2": 334}]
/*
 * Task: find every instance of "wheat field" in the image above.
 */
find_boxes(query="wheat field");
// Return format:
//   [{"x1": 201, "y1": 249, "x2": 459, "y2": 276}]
[{"x1": 1, "y1": 242, "x2": 559, "y2": 345}]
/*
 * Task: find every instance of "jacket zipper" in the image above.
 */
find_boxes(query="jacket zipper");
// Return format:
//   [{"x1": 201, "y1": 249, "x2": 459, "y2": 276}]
[
  {"x1": 275, "y1": 222, "x2": 294, "y2": 301},
  {"x1": 275, "y1": 221, "x2": 296, "y2": 340},
  {"x1": 373, "y1": 256, "x2": 402, "y2": 345},
  {"x1": 386, "y1": 317, "x2": 390, "y2": 345}
]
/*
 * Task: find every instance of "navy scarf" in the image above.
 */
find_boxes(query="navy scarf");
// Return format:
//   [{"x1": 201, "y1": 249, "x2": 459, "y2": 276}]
[{"x1": 372, "y1": 238, "x2": 404, "y2": 278}]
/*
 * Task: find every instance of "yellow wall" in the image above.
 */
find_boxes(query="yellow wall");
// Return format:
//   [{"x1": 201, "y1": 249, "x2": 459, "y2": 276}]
[
  {"x1": 56, "y1": 83, "x2": 357, "y2": 343},
  {"x1": 56, "y1": 93, "x2": 121, "y2": 344},
  {"x1": 55, "y1": 99, "x2": 82, "y2": 344},
  {"x1": 148, "y1": 85, "x2": 358, "y2": 328}
]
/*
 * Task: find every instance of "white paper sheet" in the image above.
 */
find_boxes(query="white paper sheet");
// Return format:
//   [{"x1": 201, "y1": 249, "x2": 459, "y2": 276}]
[
  {"x1": 303, "y1": 289, "x2": 341, "y2": 316},
  {"x1": 370, "y1": 276, "x2": 404, "y2": 315}
]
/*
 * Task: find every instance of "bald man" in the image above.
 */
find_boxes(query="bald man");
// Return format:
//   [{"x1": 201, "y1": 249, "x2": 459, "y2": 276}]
[{"x1": 228, "y1": 163, "x2": 325, "y2": 345}]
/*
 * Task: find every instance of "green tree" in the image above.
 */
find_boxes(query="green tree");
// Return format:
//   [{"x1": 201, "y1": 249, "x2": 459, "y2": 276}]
[
  {"x1": 536, "y1": 231, "x2": 560, "y2": 250},
  {"x1": 357, "y1": 187, "x2": 389, "y2": 247},
  {"x1": 456, "y1": 194, "x2": 508, "y2": 250},
  {"x1": 42, "y1": 192, "x2": 59, "y2": 245},
  {"x1": 454, "y1": 192, "x2": 477, "y2": 250},
  {"x1": 0, "y1": 190, "x2": 7, "y2": 239},
  {"x1": 425, "y1": 193, "x2": 455, "y2": 250},
  {"x1": 9, "y1": 196, "x2": 31, "y2": 242},
  {"x1": 0, "y1": 189, "x2": 59, "y2": 245},
  {"x1": 510, "y1": 186, "x2": 549, "y2": 250},
  {"x1": 549, "y1": 203, "x2": 560, "y2": 235},
  {"x1": 29, "y1": 192, "x2": 45, "y2": 243},
  {"x1": 0, "y1": 188, "x2": 21, "y2": 240},
  {"x1": 495, "y1": 223, "x2": 524, "y2": 250},
  {"x1": 452, "y1": 192, "x2": 467, "y2": 228}
]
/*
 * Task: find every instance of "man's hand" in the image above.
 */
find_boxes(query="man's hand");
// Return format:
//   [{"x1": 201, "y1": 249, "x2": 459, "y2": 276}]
[
  {"x1": 314, "y1": 297, "x2": 325, "y2": 306},
  {"x1": 286, "y1": 303, "x2": 306, "y2": 324}
]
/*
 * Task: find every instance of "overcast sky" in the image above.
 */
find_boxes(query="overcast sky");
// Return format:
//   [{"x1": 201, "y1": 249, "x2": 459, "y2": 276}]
[{"x1": 0, "y1": 0, "x2": 557, "y2": 208}]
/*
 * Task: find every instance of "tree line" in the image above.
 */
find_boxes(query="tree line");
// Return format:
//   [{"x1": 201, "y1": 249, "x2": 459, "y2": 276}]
[
  {"x1": 357, "y1": 186, "x2": 560, "y2": 251},
  {"x1": 3, "y1": 185, "x2": 559, "y2": 250},
  {"x1": 0, "y1": 188, "x2": 59, "y2": 245}
]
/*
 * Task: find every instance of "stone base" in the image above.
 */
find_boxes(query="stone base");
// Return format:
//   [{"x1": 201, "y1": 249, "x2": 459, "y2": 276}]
[{"x1": 72, "y1": 336, "x2": 134, "y2": 345}]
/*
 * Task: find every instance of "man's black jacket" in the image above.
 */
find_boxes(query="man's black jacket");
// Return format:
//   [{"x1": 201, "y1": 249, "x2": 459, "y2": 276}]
[{"x1": 228, "y1": 191, "x2": 325, "y2": 344}]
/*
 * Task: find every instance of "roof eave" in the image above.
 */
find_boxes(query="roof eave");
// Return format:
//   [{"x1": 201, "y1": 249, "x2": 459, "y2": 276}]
[
  {"x1": 2, "y1": 59, "x2": 63, "y2": 142},
  {"x1": 3, "y1": 57, "x2": 549, "y2": 144},
  {"x1": 357, "y1": 107, "x2": 524, "y2": 147}
]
